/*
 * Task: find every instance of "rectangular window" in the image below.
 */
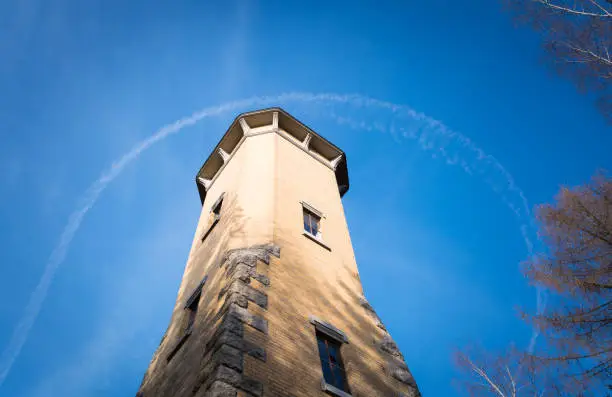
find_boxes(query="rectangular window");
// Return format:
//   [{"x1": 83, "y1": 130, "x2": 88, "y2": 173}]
[
  {"x1": 303, "y1": 208, "x2": 321, "y2": 238},
  {"x1": 212, "y1": 196, "x2": 223, "y2": 217},
  {"x1": 167, "y1": 275, "x2": 208, "y2": 362},
  {"x1": 184, "y1": 275, "x2": 208, "y2": 333},
  {"x1": 185, "y1": 293, "x2": 200, "y2": 332},
  {"x1": 208, "y1": 195, "x2": 223, "y2": 227},
  {"x1": 316, "y1": 332, "x2": 350, "y2": 393},
  {"x1": 202, "y1": 194, "x2": 224, "y2": 241}
]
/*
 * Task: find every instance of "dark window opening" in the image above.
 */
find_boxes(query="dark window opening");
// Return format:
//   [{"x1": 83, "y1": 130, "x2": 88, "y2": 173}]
[
  {"x1": 184, "y1": 275, "x2": 207, "y2": 333},
  {"x1": 202, "y1": 195, "x2": 224, "y2": 241},
  {"x1": 316, "y1": 332, "x2": 349, "y2": 393},
  {"x1": 208, "y1": 196, "x2": 223, "y2": 227},
  {"x1": 303, "y1": 208, "x2": 320, "y2": 237},
  {"x1": 212, "y1": 197, "x2": 223, "y2": 217},
  {"x1": 185, "y1": 292, "x2": 200, "y2": 332},
  {"x1": 167, "y1": 276, "x2": 207, "y2": 362}
]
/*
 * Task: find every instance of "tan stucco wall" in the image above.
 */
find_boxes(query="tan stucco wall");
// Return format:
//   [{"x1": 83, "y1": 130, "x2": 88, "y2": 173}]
[{"x1": 177, "y1": 132, "x2": 278, "y2": 307}]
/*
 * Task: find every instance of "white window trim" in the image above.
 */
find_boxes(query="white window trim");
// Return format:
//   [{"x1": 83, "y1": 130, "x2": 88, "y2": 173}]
[
  {"x1": 302, "y1": 230, "x2": 331, "y2": 250},
  {"x1": 321, "y1": 379, "x2": 352, "y2": 397},
  {"x1": 301, "y1": 201, "x2": 330, "y2": 250}
]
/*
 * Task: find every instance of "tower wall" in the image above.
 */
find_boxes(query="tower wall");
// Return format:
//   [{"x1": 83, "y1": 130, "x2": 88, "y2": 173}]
[{"x1": 137, "y1": 109, "x2": 420, "y2": 397}]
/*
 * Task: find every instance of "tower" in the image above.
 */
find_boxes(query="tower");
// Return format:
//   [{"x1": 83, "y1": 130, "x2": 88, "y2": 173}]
[{"x1": 137, "y1": 109, "x2": 420, "y2": 397}]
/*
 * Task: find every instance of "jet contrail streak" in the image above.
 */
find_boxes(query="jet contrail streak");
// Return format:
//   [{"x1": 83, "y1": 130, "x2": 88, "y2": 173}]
[{"x1": 0, "y1": 92, "x2": 540, "y2": 386}]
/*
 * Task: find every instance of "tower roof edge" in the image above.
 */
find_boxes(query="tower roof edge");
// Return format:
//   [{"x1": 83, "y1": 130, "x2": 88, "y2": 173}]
[{"x1": 195, "y1": 108, "x2": 349, "y2": 205}]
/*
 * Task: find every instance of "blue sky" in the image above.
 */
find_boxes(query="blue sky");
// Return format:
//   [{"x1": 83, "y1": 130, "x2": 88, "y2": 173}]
[{"x1": 0, "y1": 1, "x2": 610, "y2": 396}]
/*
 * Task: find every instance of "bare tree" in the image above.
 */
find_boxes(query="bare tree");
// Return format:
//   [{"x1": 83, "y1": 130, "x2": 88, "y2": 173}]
[
  {"x1": 455, "y1": 346, "x2": 592, "y2": 396},
  {"x1": 454, "y1": 347, "x2": 557, "y2": 397},
  {"x1": 505, "y1": 1, "x2": 612, "y2": 121},
  {"x1": 522, "y1": 172, "x2": 612, "y2": 391},
  {"x1": 457, "y1": 173, "x2": 611, "y2": 396}
]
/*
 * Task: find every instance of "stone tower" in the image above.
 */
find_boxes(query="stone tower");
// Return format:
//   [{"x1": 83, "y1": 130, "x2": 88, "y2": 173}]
[{"x1": 137, "y1": 108, "x2": 420, "y2": 397}]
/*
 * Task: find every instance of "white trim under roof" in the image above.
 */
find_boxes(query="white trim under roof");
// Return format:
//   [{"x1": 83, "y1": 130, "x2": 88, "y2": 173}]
[{"x1": 195, "y1": 108, "x2": 349, "y2": 204}]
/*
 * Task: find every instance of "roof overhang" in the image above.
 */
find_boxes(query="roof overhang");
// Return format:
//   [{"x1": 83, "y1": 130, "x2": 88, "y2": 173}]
[{"x1": 195, "y1": 107, "x2": 349, "y2": 205}]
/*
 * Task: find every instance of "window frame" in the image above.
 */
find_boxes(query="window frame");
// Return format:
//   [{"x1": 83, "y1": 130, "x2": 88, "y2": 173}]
[
  {"x1": 310, "y1": 316, "x2": 352, "y2": 397},
  {"x1": 301, "y1": 201, "x2": 331, "y2": 250},
  {"x1": 317, "y1": 332, "x2": 350, "y2": 394},
  {"x1": 211, "y1": 194, "x2": 224, "y2": 218},
  {"x1": 201, "y1": 193, "x2": 225, "y2": 241},
  {"x1": 184, "y1": 288, "x2": 201, "y2": 334},
  {"x1": 167, "y1": 275, "x2": 208, "y2": 362},
  {"x1": 303, "y1": 208, "x2": 321, "y2": 238}
]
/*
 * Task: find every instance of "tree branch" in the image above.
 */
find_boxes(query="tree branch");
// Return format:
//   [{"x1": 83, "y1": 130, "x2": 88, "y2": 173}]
[
  {"x1": 536, "y1": 0, "x2": 612, "y2": 17},
  {"x1": 505, "y1": 365, "x2": 517, "y2": 397},
  {"x1": 466, "y1": 356, "x2": 508, "y2": 397},
  {"x1": 561, "y1": 42, "x2": 612, "y2": 69}
]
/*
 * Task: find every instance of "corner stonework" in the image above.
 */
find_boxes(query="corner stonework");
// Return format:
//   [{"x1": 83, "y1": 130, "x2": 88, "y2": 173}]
[
  {"x1": 136, "y1": 244, "x2": 279, "y2": 397},
  {"x1": 194, "y1": 244, "x2": 280, "y2": 397},
  {"x1": 358, "y1": 296, "x2": 421, "y2": 397}
]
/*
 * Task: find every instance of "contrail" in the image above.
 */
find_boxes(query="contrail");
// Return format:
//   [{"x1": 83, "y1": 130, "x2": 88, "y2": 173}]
[
  {"x1": 0, "y1": 94, "x2": 280, "y2": 386},
  {"x1": 318, "y1": 104, "x2": 545, "y2": 352},
  {"x1": 0, "y1": 92, "x2": 541, "y2": 386}
]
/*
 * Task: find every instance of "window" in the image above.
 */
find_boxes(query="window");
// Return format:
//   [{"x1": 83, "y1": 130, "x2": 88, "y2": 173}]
[
  {"x1": 212, "y1": 195, "x2": 223, "y2": 218},
  {"x1": 185, "y1": 293, "x2": 199, "y2": 332},
  {"x1": 167, "y1": 275, "x2": 208, "y2": 362},
  {"x1": 184, "y1": 275, "x2": 208, "y2": 333},
  {"x1": 303, "y1": 207, "x2": 321, "y2": 238},
  {"x1": 317, "y1": 332, "x2": 350, "y2": 394},
  {"x1": 208, "y1": 194, "x2": 223, "y2": 227},
  {"x1": 202, "y1": 193, "x2": 224, "y2": 241},
  {"x1": 302, "y1": 202, "x2": 330, "y2": 250},
  {"x1": 311, "y1": 316, "x2": 350, "y2": 395}
]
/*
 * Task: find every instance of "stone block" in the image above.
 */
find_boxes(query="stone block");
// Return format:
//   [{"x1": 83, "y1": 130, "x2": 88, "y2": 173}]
[
  {"x1": 205, "y1": 381, "x2": 238, "y2": 397},
  {"x1": 213, "y1": 345, "x2": 243, "y2": 373},
  {"x1": 378, "y1": 335, "x2": 404, "y2": 359},
  {"x1": 251, "y1": 272, "x2": 270, "y2": 286},
  {"x1": 228, "y1": 304, "x2": 268, "y2": 334},
  {"x1": 239, "y1": 377, "x2": 263, "y2": 397}
]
